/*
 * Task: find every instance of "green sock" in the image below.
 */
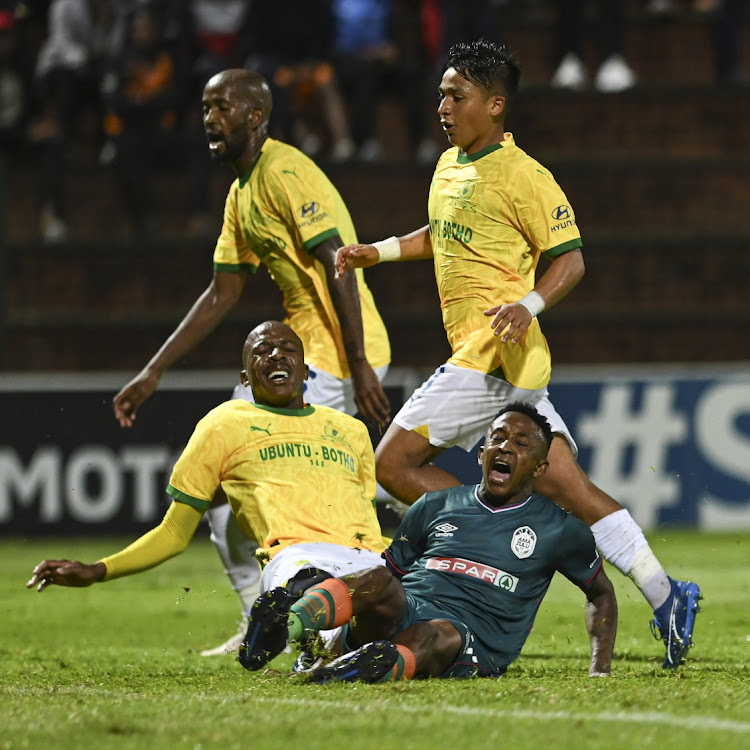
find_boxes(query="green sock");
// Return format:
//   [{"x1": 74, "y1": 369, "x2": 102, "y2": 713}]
[{"x1": 287, "y1": 612, "x2": 305, "y2": 642}]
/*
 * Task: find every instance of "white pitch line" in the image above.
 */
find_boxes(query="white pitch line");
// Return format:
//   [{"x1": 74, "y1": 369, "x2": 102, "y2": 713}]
[{"x1": 251, "y1": 696, "x2": 750, "y2": 735}]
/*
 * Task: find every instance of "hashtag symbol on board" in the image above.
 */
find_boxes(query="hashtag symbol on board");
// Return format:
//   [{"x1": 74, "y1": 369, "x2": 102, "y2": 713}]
[{"x1": 577, "y1": 384, "x2": 688, "y2": 528}]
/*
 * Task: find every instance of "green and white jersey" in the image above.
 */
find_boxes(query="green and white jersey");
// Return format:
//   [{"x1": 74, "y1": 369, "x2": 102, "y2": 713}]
[{"x1": 384, "y1": 484, "x2": 601, "y2": 668}]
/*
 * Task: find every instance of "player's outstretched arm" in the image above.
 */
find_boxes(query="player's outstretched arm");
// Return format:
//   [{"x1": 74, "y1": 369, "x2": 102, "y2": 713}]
[
  {"x1": 26, "y1": 560, "x2": 106, "y2": 591},
  {"x1": 582, "y1": 567, "x2": 618, "y2": 676},
  {"x1": 112, "y1": 271, "x2": 245, "y2": 427},
  {"x1": 335, "y1": 225, "x2": 433, "y2": 278}
]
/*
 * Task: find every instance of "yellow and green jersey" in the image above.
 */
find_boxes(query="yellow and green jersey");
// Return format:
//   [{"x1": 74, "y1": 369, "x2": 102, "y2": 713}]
[
  {"x1": 214, "y1": 137, "x2": 390, "y2": 378},
  {"x1": 427, "y1": 132, "x2": 582, "y2": 390},
  {"x1": 166, "y1": 400, "x2": 385, "y2": 560}
]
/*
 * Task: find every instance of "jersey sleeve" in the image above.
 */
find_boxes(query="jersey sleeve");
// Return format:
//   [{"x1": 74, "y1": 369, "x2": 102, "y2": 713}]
[
  {"x1": 511, "y1": 164, "x2": 583, "y2": 260},
  {"x1": 166, "y1": 407, "x2": 229, "y2": 510},
  {"x1": 267, "y1": 165, "x2": 341, "y2": 252},
  {"x1": 382, "y1": 495, "x2": 431, "y2": 578},
  {"x1": 552, "y1": 514, "x2": 603, "y2": 590},
  {"x1": 99, "y1": 500, "x2": 203, "y2": 580},
  {"x1": 213, "y1": 183, "x2": 261, "y2": 273}
]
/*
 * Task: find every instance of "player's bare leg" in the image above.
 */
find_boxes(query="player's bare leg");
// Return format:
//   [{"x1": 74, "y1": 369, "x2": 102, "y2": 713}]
[{"x1": 375, "y1": 423, "x2": 460, "y2": 505}]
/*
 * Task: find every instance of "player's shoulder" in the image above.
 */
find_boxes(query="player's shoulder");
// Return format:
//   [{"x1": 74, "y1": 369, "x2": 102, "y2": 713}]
[
  {"x1": 261, "y1": 138, "x2": 318, "y2": 176},
  {"x1": 422, "y1": 483, "x2": 474, "y2": 510}
]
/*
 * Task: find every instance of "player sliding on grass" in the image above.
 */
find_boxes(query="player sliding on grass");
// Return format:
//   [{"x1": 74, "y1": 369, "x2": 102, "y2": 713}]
[
  {"x1": 240, "y1": 403, "x2": 617, "y2": 682},
  {"x1": 334, "y1": 38, "x2": 701, "y2": 669},
  {"x1": 27, "y1": 321, "x2": 388, "y2": 665},
  {"x1": 111, "y1": 68, "x2": 391, "y2": 656}
]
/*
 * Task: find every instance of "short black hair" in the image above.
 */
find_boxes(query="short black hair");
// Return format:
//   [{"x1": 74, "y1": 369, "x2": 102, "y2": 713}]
[
  {"x1": 493, "y1": 402, "x2": 553, "y2": 448},
  {"x1": 443, "y1": 39, "x2": 521, "y2": 104}
]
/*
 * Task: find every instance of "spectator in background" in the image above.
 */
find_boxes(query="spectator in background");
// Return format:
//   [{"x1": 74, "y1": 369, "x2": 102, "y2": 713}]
[
  {"x1": 101, "y1": 3, "x2": 195, "y2": 236},
  {"x1": 0, "y1": 4, "x2": 31, "y2": 152},
  {"x1": 701, "y1": 0, "x2": 747, "y2": 84},
  {"x1": 550, "y1": 0, "x2": 637, "y2": 93},
  {"x1": 243, "y1": 0, "x2": 354, "y2": 161},
  {"x1": 390, "y1": 0, "x2": 441, "y2": 164},
  {"x1": 331, "y1": 0, "x2": 396, "y2": 162},
  {"x1": 30, "y1": 0, "x2": 112, "y2": 243}
]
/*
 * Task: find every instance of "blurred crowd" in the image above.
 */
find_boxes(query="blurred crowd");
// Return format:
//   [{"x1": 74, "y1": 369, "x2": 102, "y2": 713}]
[{"x1": 0, "y1": 0, "x2": 745, "y2": 243}]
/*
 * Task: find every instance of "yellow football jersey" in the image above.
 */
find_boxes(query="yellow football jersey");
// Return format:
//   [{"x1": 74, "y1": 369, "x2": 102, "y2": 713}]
[
  {"x1": 166, "y1": 400, "x2": 385, "y2": 560},
  {"x1": 213, "y1": 137, "x2": 390, "y2": 378},
  {"x1": 427, "y1": 132, "x2": 583, "y2": 390}
]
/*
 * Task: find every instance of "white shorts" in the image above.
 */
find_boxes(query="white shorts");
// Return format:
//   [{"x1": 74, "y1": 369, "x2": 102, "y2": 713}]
[
  {"x1": 260, "y1": 542, "x2": 385, "y2": 592},
  {"x1": 394, "y1": 363, "x2": 578, "y2": 455},
  {"x1": 232, "y1": 364, "x2": 389, "y2": 415}
]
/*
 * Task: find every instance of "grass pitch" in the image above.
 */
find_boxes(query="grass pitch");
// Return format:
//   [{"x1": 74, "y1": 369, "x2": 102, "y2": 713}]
[{"x1": 1, "y1": 531, "x2": 748, "y2": 750}]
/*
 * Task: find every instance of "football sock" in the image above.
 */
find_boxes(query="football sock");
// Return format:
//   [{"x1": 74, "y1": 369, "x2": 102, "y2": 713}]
[
  {"x1": 287, "y1": 578, "x2": 353, "y2": 642},
  {"x1": 591, "y1": 508, "x2": 672, "y2": 611},
  {"x1": 206, "y1": 504, "x2": 262, "y2": 617},
  {"x1": 375, "y1": 645, "x2": 417, "y2": 682}
]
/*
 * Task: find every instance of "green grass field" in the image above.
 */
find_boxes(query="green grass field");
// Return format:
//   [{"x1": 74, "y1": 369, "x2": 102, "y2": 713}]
[{"x1": 1, "y1": 531, "x2": 748, "y2": 750}]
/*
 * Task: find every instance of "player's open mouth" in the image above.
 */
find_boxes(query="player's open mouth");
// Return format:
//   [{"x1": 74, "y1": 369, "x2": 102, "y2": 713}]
[
  {"x1": 267, "y1": 369, "x2": 290, "y2": 383},
  {"x1": 440, "y1": 120, "x2": 454, "y2": 133},
  {"x1": 206, "y1": 132, "x2": 225, "y2": 151},
  {"x1": 489, "y1": 460, "x2": 511, "y2": 483}
]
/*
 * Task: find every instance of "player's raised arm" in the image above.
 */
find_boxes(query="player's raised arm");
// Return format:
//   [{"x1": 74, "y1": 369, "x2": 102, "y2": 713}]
[
  {"x1": 582, "y1": 567, "x2": 618, "y2": 677},
  {"x1": 335, "y1": 225, "x2": 434, "y2": 278},
  {"x1": 112, "y1": 270, "x2": 246, "y2": 427}
]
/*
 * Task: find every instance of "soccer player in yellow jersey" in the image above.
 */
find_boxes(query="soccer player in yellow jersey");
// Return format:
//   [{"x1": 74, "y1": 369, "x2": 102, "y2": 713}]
[
  {"x1": 110, "y1": 69, "x2": 391, "y2": 653},
  {"x1": 27, "y1": 322, "x2": 387, "y2": 653},
  {"x1": 336, "y1": 39, "x2": 701, "y2": 670}
]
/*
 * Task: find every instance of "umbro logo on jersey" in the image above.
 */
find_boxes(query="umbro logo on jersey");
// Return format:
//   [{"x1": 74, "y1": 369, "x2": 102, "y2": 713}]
[{"x1": 434, "y1": 522, "x2": 458, "y2": 537}]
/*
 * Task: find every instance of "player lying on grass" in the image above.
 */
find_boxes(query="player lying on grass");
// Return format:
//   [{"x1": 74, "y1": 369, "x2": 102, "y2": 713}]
[
  {"x1": 27, "y1": 321, "x2": 388, "y2": 664},
  {"x1": 334, "y1": 38, "x2": 701, "y2": 669},
  {"x1": 239, "y1": 403, "x2": 618, "y2": 682}
]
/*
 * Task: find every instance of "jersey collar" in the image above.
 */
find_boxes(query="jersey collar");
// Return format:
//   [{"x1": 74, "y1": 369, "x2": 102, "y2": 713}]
[
  {"x1": 456, "y1": 132, "x2": 515, "y2": 164},
  {"x1": 473, "y1": 484, "x2": 532, "y2": 513},
  {"x1": 252, "y1": 402, "x2": 315, "y2": 417}
]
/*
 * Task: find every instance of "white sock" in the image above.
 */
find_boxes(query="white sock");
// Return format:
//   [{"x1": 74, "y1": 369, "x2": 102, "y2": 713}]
[
  {"x1": 206, "y1": 503, "x2": 262, "y2": 617},
  {"x1": 590, "y1": 508, "x2": 672, "y2": 611}
]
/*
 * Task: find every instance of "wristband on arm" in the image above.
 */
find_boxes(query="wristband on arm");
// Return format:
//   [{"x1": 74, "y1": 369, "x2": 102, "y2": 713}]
[
  {"x1": 517, "y1": 290, "x2": 546, "y2": 317},
  {"x1": 372, "y1": 236, "x2": 401, "y2": 263}
]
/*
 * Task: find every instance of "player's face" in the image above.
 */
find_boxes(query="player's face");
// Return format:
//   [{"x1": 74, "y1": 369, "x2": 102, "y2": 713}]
[
  {"x1": 478, "y1": 412, "x2": 548, "y2": 506},
  {"x1": 437, "y1": 68, "x2": 505, "y2": 155},
  {"x1": 202, "y1": 77, "x2": 252, "y2": 164},
  {"x1": 241, "y1": 323, "x2": 309, "y2": 409}
]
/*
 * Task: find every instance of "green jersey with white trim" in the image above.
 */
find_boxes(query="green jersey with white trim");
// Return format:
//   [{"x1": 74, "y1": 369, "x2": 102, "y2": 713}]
[{"x1": 384, "y1": 484, "x2": 601, "y2": 667}]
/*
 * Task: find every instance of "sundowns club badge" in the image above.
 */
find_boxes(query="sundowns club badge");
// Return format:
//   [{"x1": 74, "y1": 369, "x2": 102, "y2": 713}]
[{"x1": 511, "y1": 526, "x2": 537, "y2": 559}]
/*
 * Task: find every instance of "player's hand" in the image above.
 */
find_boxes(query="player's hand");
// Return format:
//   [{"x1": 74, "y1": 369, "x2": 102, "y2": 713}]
[
  {"x1": 335, "y1": 244, "x2": 380, "y2": 279},
  {"x1": 349, "y1": 359, "x2": 391, "y2": 429},
  {"x1": 484, "y1": 302, "x2": 533, "y2": 344},
  {"x1": 26, "y1": 560, "x2": 106, "y2": 591},
  {"x1": 112, "y1": 370, "x2": 160, "y2": 428}
]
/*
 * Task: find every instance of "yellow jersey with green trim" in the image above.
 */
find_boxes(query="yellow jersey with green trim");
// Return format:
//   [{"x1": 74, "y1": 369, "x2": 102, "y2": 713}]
[
  {"x1": 166, "y1": 400, "x2": 385, "y2": 560},
  {"x1": 428, "y1": 132, "x2": 582, "y2": 390},
  {"x1": 213, "y1": 137, "x2": 390, "y2": 378}
]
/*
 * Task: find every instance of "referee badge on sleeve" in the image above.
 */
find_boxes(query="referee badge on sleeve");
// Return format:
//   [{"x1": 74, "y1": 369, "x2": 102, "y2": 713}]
[{"x1": 511, "y1": 526, "x2": 537, "y2": 559}]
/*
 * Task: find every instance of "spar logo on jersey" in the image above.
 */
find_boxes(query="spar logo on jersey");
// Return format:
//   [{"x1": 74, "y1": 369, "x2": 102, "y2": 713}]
[
  {"x1": 511, "y1": 526, "x2": 537, "y2": 559},
  {"x1": 425, "y1": 557, "x2": 519, "y2": 591},
  {"x1": 434, "y1": 522, "x2": 458, "y2": 537}
]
